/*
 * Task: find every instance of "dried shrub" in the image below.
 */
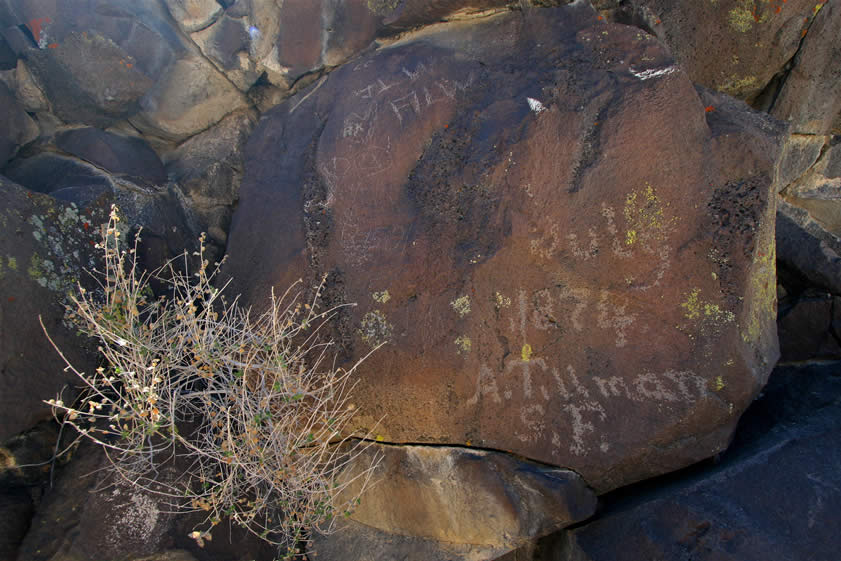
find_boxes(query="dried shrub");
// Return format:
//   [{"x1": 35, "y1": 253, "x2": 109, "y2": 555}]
[{"x1": 44, "y1": 206, "x2": 380, "y2": 559}]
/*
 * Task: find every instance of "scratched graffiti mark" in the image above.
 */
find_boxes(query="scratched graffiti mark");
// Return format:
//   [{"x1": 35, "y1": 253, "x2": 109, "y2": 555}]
[
  {"x1": 469, "y1": 358, "x2": 709, "y2": 456},
  {"x1": 530, "y1": 184, "x2": 677, "y2": 292},
  {"x1": 527, "y1": 97, "x2": 546, "y2": 113},
  {"x1": 629, "y1": 65, "x2": 678, "y2": 80}
]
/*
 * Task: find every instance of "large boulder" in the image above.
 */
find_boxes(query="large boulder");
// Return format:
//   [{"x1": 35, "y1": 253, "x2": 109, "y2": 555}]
[
  {"x1": 224, "y1": 2, "x2": 783, "y2": 495},
  {"x1": 0, "y1": 178, "x2": 103, "y2": 443},
  {"x1": 318, "y1": 445, "x2": 596, "y2": 558},
  {"x1": 550, "y1": 361, "x2": 841, "y2": 561}
]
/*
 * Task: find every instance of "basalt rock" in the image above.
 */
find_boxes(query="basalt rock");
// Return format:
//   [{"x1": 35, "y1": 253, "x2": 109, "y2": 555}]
[
  {"x1": 324, "y1": 444, "x2": 596, "y2": 557},
  {"x1": 594, "y1": 0, "x2": 826, "y2": 103},
  {"x1": 224, "y1": 2, "x2": 783, "y2": 495},
  {"x1": 0, "y1": 0, "x2": 247, "y2": 140},
  {"x1": 549, "y1": 361, "x2": 841, "y2": 561},
  {"x1": 0, "y1": 177, "x2": 103, "y2": 443}
]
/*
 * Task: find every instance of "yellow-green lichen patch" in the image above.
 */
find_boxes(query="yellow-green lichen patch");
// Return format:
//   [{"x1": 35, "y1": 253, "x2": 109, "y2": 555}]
[
  {"x1": 494, "y1": 291, "x2": 511, "y2": 310},
  {"x1": 372, "y1": 290, "x2": 391, "y2": 304},
  {"x1": 681, "y1": 288, "x2": 736, "y2": 324},
  {"x1": 367, "y1": 0, "x2": 399, "y2": 15},
  {"x1": 521, "y1": 343, "x2": 533, "y2": 362},
  {"x1": 450, "y1": 295, "x2": 471, "y2": 318},
  {"x1": 7, "y1": 257, "x2": 17, "y2": 271},
  {"x1": 720, "y1": 75, "x2": 759, "y2": 98},
  {"x1": 741, "y1": 232, "x2": 776, "y2": 346},
  {"x1": 358, "y1": 310, "x2": 392, "y2": 348},
  {"x1": 623, "y1": 183, "x2": 677, "y2": 248},
  {"x1": 713, "y1": 376, "x2": 726, "y2": 391},
  {"x1": 728, "y1": 4, "x2": 755, "y2": 32},
  {"x1": 454, "y1": 336, "x2": 472, "y2": 355}
]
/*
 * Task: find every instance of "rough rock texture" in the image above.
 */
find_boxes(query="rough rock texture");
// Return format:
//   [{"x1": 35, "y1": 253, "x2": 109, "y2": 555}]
[
  {"x1": 770, "y1": 0, "x2": 841, "y2": 135},
  {"x1": 3, "y1": 151, "x2": 199, "y2": 267},
  {"x1": 0, "y1": 0, "x2": 247, "y2": 140},
  {"x1": 777, "y1": 292, "x2": 841, "y2": 362},
  {"x1": 595, "y1": 0, "x2": 825, "y2": 101},
  {"x1": 15, "y1": 440, "x2": 274, "y2": 561},
  {"x1": 0, "y1": 178, "x2": 103, "y2": 443},
  {"x1": 54, "y1": 127, "x2": 167, "y2": 185},
  {"x1": 777, "y1": 198, "x2": 841, "y2": 295},
  {"x1": 549, "y1": 361, "x2": 841, "y2": 561},
  {"x1": 0, "y1": 80, "x2": 38, "y2": 166},
  {"x1": 164, "y1": 108, "x2": 257, "y2": 247},
  {"x1": 224, "y1": 4, "x2": 783, "y2": 494},
  {"x1": 782, "y1": 137, "x2": 841, "y2": 236},
  {"x1": 332, "y1": 445, "x2": 595, "y2": 553}
]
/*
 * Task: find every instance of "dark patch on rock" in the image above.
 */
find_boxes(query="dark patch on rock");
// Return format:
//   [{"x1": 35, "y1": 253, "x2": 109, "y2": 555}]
[{"x1": 55, "y1": 127, "x2": 167, "y2": 184}]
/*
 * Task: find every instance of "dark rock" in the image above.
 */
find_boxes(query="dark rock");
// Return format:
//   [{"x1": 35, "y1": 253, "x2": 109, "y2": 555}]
[
  {"x1": 0, "y1": 80, "x2": 37, "y2": 167},
  {"x1": 224, "y1": 4, "x2": 782, "y2": 494},
  {"x1": 1, "y1": 0, "x2": 246, "y2": 139},
  {"x1": 771, "y1": 0, "x2": 841, "y2": 135},
  {"x1": 326, "y1": 444, "x2": 595, "y2": 556},
  {"x1": 550, "y1": 361, "x2": 841, "y2": 561},
  {"x1": 0, "y1": 421, "x2": 60, "y2": 486},
  {"x1": 605, "y1": 0, "x2": 821, "y2": 102},
  {"x1": 777, "y1": 198, "x2": 841, "y2": 295},
  {"x1": 4, "y1": 152, "x2": 119, "y2": 198},
  {"x1": 0, "y1": 486, "x2": 32, "y2": 561},
  {"x1": 164, "y1": 109, "x2": 257, "y2": 246},
  {"x1": 16, "y1": 438, "x2": 274, "y2": 561},
  {"x1": 777, "y1": 293, "x2": 841, "y2": 362},
  {"x1": 0, "y1": 177, "x2": 104, "y2": 443},
  {"x1": 0, "y1": 33, "x2": 15, "y2": 70},
  {"x1": 54, "y1": 127, "x2": 167, "y2": 184},
  {"x1": 377, "y1": 0, "x2": 511, "y2": 29}
]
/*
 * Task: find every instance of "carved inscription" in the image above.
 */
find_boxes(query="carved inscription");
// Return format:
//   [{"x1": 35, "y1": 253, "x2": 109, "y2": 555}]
[
  {"x1": 530, "y1": 185, "x2": 678, "y2": 292},
  {"x1": 468, "y1": 285, "x2": 708, "y2": 457}
]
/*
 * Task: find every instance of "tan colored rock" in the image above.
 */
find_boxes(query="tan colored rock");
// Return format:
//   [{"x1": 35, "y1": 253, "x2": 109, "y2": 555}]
[
  {"x1": 164, "y1": 0, "x2": 223, "y2": 33},
  {"x1": 130, "y1": 55, "x2": 248, "y2": 141},
  {"x1": 337, "y1": 445, "x2": 595, "y2": 548}
]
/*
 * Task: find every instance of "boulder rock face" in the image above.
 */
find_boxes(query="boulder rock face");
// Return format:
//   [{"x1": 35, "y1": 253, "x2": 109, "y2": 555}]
[
  {"x1": 224, "y1": 4, "x2": 783, "y2": 493},
  {"x1": 0, "y1": 0, "x2": 247, "y2": 140},
  {"x1": 553, "y1": 361, "x2": 841, "y2": 561},
  {"x1": 335, "y1": 445, "x2": 596, "y2": 550},
  {"x1": 0, "y1": 178, "x2": 103, "y2": 443},
  {"x1": 770, "y1": 0, "x2": 841, "y2": 135},
  {"x1": 599, "y1": 0, "x2": 825, "y2": 102}
]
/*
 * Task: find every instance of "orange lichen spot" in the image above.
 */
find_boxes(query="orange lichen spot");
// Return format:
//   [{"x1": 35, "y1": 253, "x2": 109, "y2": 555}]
[
  {"x1": 597, "y1": 15, "x2": 603, "y2": 21},
  {"x1": 655, "y1": 18, "x2": 662, "y2": 25},
  {"x1": 775, "y1": 6, "x2": 781, "y2": 13},
  {"x1": 705, "y1": 106, "x2": 715, "y2": 113},
  {"x1": 801, "y1": 28, "x2": 808, "y2": 37},
  {"x1": 8, "y1": 297, "x2": 15, "y2": 302},
  {"x1": 444, "y1": 124, "x2": 449, "y2": 129},
  {"x1": 47, "y1": 43, "x2": 57, "y2": 49},
  {"x1": 126, "y1": 63, "x2": 133, "y2": 68}
]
